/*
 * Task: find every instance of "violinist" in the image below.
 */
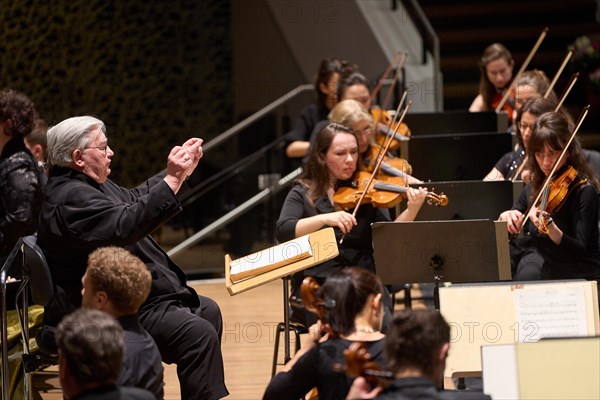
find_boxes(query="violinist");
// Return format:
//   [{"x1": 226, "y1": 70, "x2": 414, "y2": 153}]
[
  {"x1": 499, "y1": 112, "x2": 600, "y2": 284},
  {"x1": 346, "y1": 309, "x2": 491, "y2": 400},
  {"x1": 328, "y1": 99, "x2": 422, "y2": 183},
  {"x1": 276, "y1": 123, "x2": 426, "y2": 326},
  {"x1": 484, "y1": 96, "x2": 557, "y2": 182},
  {"x1": 469, "y1": 43, "x2": 514, "y2": 116},
  {"x1": 285, "y1": 58, "x2": 356, "y2": 159},
  {"x1": 263, "y1": 267, "x2": 386, "y2": 400}
]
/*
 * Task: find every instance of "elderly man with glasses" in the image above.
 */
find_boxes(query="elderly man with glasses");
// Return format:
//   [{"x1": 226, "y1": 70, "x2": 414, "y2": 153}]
[{"x1": 37, "y1": 116, "x2": 228, "y2": 400}]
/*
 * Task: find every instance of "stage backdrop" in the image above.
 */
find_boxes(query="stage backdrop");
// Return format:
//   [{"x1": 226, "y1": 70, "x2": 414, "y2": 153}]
[{"x1": 0, "y1": 0, "x2": 232, "y2": 186}]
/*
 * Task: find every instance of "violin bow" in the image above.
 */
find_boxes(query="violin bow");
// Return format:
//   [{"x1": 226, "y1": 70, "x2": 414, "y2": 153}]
[
  {"x1": 496, "y1": 27, "x2": 549, "y2": 113},
  {"x1": 370, "y1": 51, "x2": 403, "y2": 102},
  {"x1": 518, "y1": 105, "x2": 589, "y2": 233},
  {"x1": 545, "y1": 49, "x2": 573, "y2": 98},
  {"x1": 556, "y1": 73, "x2": 579, "y2": 110},
  {"x1": 339, "y1": 93, "x2": 411, "y2": 244}
]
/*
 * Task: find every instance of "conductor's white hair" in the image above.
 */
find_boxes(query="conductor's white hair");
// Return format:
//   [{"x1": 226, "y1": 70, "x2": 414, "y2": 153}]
[{"x1": 47, "y1": 116, "x2": 106, "y2": 167}]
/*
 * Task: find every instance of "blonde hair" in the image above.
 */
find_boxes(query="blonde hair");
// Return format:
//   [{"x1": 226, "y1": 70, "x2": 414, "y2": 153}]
[
  {"x1": 87, "y1": 246, "x2": 151, "y2": 315},
  {"x1": 328, "y1": 99, "x2": 373, "y2": 129}
]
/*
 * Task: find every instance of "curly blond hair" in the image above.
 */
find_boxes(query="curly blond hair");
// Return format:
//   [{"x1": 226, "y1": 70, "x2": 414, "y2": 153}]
[{"x1": 87, "y1": 246, "x2": 151, "y2": 315}]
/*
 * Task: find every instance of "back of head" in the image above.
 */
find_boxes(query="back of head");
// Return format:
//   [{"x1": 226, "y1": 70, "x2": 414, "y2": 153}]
[
  {"x1": 47, "y1": 115, "x2": 105, "y2": 167},
  {"x1": 87, "y1": 246, "x2": 152, "y2": 315},
  {"x1": 56, "y1": 308, "x2": 123, "y2": 386},
  {"x1": 0, "y1": 88, "x2": 37, "y2": 139},
  {"x1": 318, "y1": 267, "x2": 383, "y2": 336},
  {"x1": 385, "y1": 309, "x2": 450, "y2": 378},
  {"x1": 25, "y1": 118, "x2": 49, "y2": 161}
]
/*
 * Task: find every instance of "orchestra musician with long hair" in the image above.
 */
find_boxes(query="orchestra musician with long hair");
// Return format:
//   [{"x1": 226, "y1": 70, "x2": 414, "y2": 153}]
[
  {"x1": 469, "y1": 43, "x2": 514, "y2": 114},
  {"x1": 276, "y1": 123, "x2": 426, "y2": 327},
  {"x1": 499, "y1": 111, "x2": 600, "y2": 283},
  {"x1": 263, "y1": 267, "x2": 386, "y2": 400}
]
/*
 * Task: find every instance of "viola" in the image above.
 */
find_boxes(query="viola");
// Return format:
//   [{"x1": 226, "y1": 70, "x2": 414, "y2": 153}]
[
  {"x1": 491, "y1": 91, "x2": 516, "y2": 123},
  {"x1": 537, "y1": 166, "x2": 586, "y2": 235},
  {"x1": 333, "y1": 171, "x2": 448, "y2": 209},
  {"x1": 370, "y1": 108, "x2": 410, "y2": 152},
  {"x1": 300, "y1": 276, "x2": 335, "y2": 336}
]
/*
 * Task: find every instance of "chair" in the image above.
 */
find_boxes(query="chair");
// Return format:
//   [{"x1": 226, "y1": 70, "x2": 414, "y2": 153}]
[
  {"x1": 271, "y1": 276, "x2": 307, "y2": 377},
  {"x1": 0, "y1": 235, "x2": 55, "y2": 400}
]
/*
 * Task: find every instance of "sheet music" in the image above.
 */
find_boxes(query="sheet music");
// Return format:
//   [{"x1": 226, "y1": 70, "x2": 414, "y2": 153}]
[
  {"x1": 229, "y1": 235, "x2": 312, "y2": 282},
  {"x1": 514, "y1": 285, "x2": 588, "y2": 342}
]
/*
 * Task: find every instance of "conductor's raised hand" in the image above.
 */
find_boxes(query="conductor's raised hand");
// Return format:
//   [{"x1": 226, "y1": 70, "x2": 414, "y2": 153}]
[
  {"x1": 182, "y1": 138, "x2": 204, "y2": 176},
  {"x1": 164, "y1": 143, "x2": 200, "y2": 194}
]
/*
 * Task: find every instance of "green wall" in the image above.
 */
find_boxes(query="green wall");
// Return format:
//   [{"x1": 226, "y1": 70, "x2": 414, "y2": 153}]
[{"x1": 0, "y1": 0, "x2": 232, "y2": 186}]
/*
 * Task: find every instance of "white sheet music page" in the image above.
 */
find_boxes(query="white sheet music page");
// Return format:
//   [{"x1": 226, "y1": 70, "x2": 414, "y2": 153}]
[
  {"x1": 514, "y1": 285, "x2": 588, "y2": 342},
  {"x1": 229, "y1": 235, "x2": 313, "y2": 282}
]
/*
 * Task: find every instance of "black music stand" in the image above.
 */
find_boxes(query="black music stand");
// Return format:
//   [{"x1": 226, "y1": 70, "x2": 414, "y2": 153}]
[{"x1": 372, "y1": 220, "x2": 511, "y2": 309}]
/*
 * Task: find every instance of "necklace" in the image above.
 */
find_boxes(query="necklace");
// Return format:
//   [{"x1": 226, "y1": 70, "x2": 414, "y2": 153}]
[{"x1": 354, "y1": 326, "x2": 376, "y2": 334}]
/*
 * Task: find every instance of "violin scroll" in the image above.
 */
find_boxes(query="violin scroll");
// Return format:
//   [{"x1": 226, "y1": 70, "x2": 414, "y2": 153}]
[{"x1": 338, "y1": 342, "x2": 393, "y2": 388}]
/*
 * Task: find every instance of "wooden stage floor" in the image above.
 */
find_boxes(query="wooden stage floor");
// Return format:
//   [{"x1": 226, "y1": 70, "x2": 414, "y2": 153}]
[{"x1": 34, "y1": 279, "x2": 425, "y2": 399}]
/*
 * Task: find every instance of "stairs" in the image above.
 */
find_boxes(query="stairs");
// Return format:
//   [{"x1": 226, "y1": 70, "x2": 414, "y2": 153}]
[{"x1": 420, "y1": 0, "x2": 600, "y2": 110}]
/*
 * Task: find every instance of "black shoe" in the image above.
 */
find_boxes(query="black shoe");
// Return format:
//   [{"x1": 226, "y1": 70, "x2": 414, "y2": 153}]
[{"x1": 22, "y1": 349, "x2": 58, "y2": 373}]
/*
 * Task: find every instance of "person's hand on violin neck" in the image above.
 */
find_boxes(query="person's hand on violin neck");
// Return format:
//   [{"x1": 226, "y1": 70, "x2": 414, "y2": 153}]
[{"x1": 530, "y1": 208, "x2": 564, "y2": 245}]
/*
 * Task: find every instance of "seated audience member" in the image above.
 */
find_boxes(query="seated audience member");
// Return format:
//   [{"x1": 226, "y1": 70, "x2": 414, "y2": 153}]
[
  {"x1": 82, "y1": 246, "x2": 165, "y2": 399},
  {"x1": 38, "y1": 116, "x2": 227, "y2": 399},
  {"x1": 347, "y1": 309, "x2": 491, "y2": 399},
  {"x1": 264, "y1": 267, "x2": 387, "y2": 400},
  {"x1": 55, "y1": 308, "x2": 154, "y2": 400},
  {"x1": 24, "y1": 118, "x2": 48, "y2": 168},
  {"x1": 0, "y1": 89, "x2": 44, "y2": 259}
]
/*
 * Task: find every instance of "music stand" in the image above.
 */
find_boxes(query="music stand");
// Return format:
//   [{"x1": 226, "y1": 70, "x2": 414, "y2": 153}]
[
  {"x1": 372, "y1": 220, "x2": 511, "y2": 309},
  {"x1": 225, "y1": 227, "x2": 339, "y2": 371}
]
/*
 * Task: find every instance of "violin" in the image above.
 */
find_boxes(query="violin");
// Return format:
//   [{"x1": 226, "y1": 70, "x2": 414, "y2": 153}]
[
  {"x1": 363, "y1": 144, "x2": 412, "y2": 179},
  {"x1": 537, "y1": 166, "x2": 586, "y2": 234},
  {"x1": 491, "y1": 91, "x2": 516, "y2": 123},
  {"x1": 338, "y1": 342, "x2": 393, "y2": 388},
  {"x1": 300, "y1": 276, "x2": 335, "y2": 336},
  {"x1": 333, "y1": 171, "x2": 448, "y2": 209},
  {"x1": 519, "y1": 105, "x2": 590, "y2": 235},
  {"x1": 370, "y1": 108, "x2": 410, "y2": 152}
]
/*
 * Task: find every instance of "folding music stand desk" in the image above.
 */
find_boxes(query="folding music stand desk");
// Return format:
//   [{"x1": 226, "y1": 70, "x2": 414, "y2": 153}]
[
  {"x1": 372, "y1": 220, "x2": 511, "y2": 309},
  {"x1": 224, "y1": 227, "x2": 339, "y2": 371}
]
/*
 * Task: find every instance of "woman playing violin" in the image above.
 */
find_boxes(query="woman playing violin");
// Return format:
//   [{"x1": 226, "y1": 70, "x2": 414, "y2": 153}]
[
  {"x1": 485, "y1": 96, "x2": 557, "y2": 182},
  {"x1": 276, "y1": 123, "x2": 426, "y2": 326},
  {"x1": 328, "y1": 99, "x2": 422, "y2": 183},
  {"x1": 285, "y1": 58, "x2": 356, "y2": 159},
  {"x1": 499, "y1": 111, "x2": 600, "y2": 283},
  {"x1": 263, "y1": 267, "x2": 386, "y2": 400},
  {"x1": 469, "y1": 43, "x2": 514, "y2": 115}
]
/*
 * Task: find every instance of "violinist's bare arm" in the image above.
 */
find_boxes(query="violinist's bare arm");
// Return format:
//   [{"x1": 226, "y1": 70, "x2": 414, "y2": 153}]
[
  {"x1": 469, "y1": 95, "x2": 485, "y2": 112},
  {"x1": 286, "y1": 141, "x2": 311, "y2": 158},
  {"x1": 498, "y1": 209, "x2": 524, "y2": 235},
  {"x1": 295, "y1": 211, "x2": 357, "y2": 237},
  {"x1": 484, "y1": 167, "x2": 505, "y2": 181},
  {"x1": 395, "y1": 187, "x2": 427, "y2": 222}
]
